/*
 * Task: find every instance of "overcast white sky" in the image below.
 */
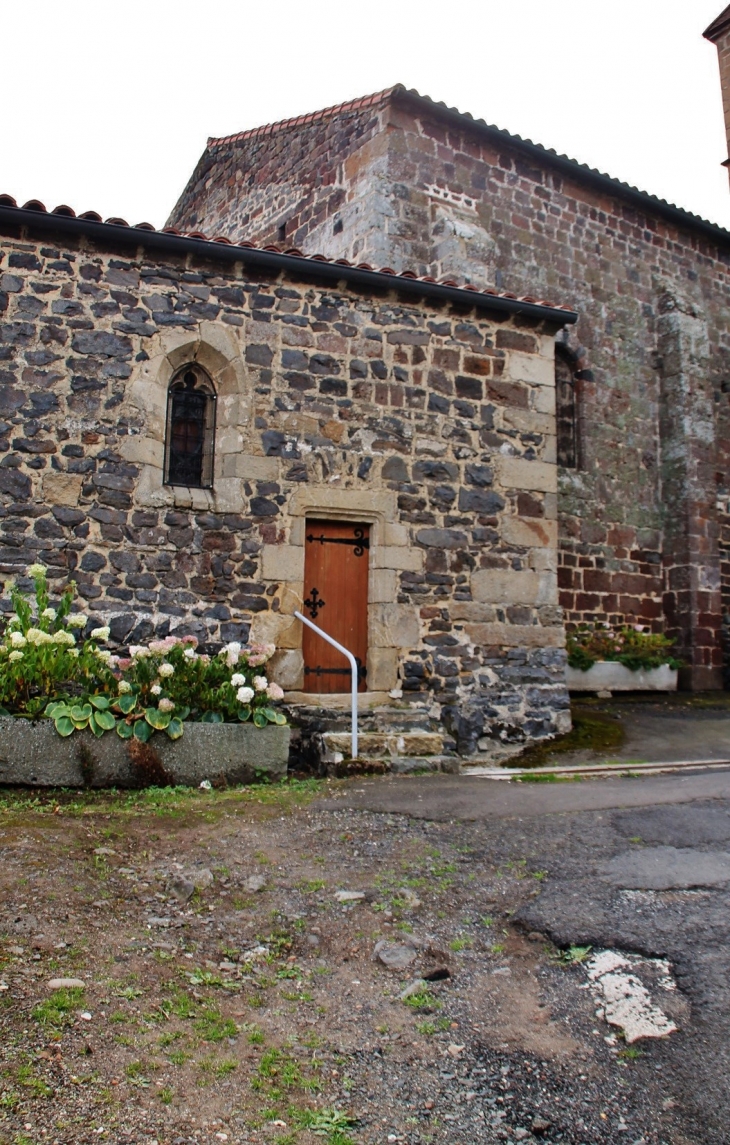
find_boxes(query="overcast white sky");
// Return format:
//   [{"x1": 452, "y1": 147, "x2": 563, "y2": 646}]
[{"x1": 2, "y1": 0, "x2": 729, "y2": 231}]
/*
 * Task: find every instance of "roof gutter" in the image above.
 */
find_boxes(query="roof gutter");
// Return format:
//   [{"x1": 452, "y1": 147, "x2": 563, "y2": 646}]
[
  {"x1": 0, "y1": 205, "x2": 578, "y2": 327},
  {"x1": 394, "y1": 89, "x2": 730, "y2": 248}
]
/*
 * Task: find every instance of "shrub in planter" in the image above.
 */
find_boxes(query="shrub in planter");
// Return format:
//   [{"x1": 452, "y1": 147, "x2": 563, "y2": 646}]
[
  {"x1": 566, "y1": 623, "x2": 682, "y2": 673},
  {"x1": 0, "y1": 564, "x2": 287, "y2": 741}
]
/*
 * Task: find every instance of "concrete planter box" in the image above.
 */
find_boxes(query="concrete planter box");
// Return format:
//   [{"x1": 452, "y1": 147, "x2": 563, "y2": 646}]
[
  {"x1": 566, "y1": 662, "x2": 678, "y2": 692},
  {"x1": 0, "y1": 718, "x2": 290, "y2": 787}
]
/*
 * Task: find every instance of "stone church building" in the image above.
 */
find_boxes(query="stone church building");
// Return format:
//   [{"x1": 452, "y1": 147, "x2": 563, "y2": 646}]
[{"x1": 0, "y1": 11, "x2": 729, "y2": 766}]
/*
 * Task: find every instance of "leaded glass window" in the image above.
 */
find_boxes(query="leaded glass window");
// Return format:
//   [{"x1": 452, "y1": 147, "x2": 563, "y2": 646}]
[{"x1": 164, "y1": 366, "x2": 216, "y2": 488}]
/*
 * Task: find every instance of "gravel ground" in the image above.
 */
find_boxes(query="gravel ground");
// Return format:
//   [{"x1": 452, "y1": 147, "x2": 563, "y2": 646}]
[{"x1": 0, "y1": 781, "x2": 698, "y2": 1145}]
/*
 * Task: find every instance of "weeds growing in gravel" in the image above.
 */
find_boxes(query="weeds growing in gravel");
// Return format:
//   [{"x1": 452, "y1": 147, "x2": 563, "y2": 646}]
[{"x1": 32, "y1": 987, "x2": 84, "y2": 1027}]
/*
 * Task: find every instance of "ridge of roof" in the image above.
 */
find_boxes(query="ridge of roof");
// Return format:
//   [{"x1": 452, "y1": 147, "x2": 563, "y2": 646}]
[
  {"x1": 205, "y1": 84, "x2": 730, "y2": 244},
  {"x1": 704, "y1": 5, "x2": 730, "y2": 41},
  {"x1": 0, "y1": 194, "x2": 578, "y2": 324},
  {"x1": 208, "y1": 86, "x2": 399, "y2": 149}
]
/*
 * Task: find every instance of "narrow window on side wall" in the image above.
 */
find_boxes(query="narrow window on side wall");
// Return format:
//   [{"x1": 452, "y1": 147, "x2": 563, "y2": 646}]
[
  {"x1": 164, "y1": 365, "x2": 216, "y2": 488},
  {"x1": 555, "y1": 349, "x2": 579, "y2": 470}
]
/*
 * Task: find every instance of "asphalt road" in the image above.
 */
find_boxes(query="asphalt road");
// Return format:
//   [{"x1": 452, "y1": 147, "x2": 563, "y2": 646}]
[{"x1": 321, "y1": 769, "x2": 730, "y2": 1143}]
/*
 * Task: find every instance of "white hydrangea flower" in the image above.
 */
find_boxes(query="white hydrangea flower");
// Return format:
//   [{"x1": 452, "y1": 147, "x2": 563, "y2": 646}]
[
  {"x1": 266, "y1": 682, "x2": 284, "y2": 701},
  {"x1": 91, "y1": 626, "x2": 110, "y2": 642},
  {"x1": 224, "y1": 641, "x2": 241, "y2": 668},
  {"x1": 9, "y1": 632, "x2": 26, "y2": 648},
  {"x1": 129, "y1": 645, "x2": 150, "y2": 659},
  {"x1": 236, "y1": 686, "x2": 255, "y2": 704},
  {"x1": 96, "y1": 649, "x2": 111, "y2": 663},
  {"x1": 53, "y1": 631, "x2": 76, "y2": 646},
  {"x1": 118, "y1": 681, "x2": 132, "y2": 694},
  {"x1": 230, "y1": 673, "x2": 246, "y2": 687},
  {"x1": 253, "y1": 675, "x2": 268, "y2": 692},
  {"x1": 8, "y1": 650, "x2": 23, "y2": 662},
  {"x1": 158, "y1": 662, "x2": 174, "y2": 678},
  {"x1": 158, "y1": 698, "x2": 175, "y2": 713},
  {"x1": 183, "y1": 647, "x2": 197, "y2": 660},
  {"x1": 150, "y1": 683, "x2": 162, "y2": 696},
  {"x1": 26, "y1": 563, "x2": 47, "y2": 579},
  {"x1": 41, "y1": 607, "x2": 57, "y2": 621},
  {"x1": 27, "y1": 628, "x2": 53, "y2": 645},
  {"x1": 66, "y1": 614, "x2": 88, "y2": 629}
]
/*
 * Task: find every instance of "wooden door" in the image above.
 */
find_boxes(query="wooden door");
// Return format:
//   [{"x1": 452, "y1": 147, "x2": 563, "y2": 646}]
[{"x1": 302, "y1": 520, "x2": 369, "y2": 693}]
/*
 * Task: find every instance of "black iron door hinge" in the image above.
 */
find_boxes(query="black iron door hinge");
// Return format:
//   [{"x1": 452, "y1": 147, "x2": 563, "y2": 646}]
[
  {"x1": 305, "y1": 657, "x2": 367, "y2": 680},
  {"x1": 306, "y1": 527, "x2": 369, "y2": 557}
]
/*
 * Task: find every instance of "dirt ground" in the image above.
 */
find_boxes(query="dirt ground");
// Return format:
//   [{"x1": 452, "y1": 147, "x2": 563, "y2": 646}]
[{"x1": 0, "y1": 779, "x2": 695, "y2": 1145}]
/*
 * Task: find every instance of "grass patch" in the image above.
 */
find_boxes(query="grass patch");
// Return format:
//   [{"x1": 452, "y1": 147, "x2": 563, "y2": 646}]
[
  {"x1": 0, "y1": 777, "x2": 326, "y2": 823},
  {"x1": 416, "y1": 1017, "x2": 450, "y2": 1036},
  {"x1": 193, "y1": 1007, "x2": 238, "y2": 1042},
  {"x1": 32, "y1": 987, "x2": 84, "y2": 1027},
  {"x1": 402, "y1": 988, "x2": 440, "y2": 1011}
]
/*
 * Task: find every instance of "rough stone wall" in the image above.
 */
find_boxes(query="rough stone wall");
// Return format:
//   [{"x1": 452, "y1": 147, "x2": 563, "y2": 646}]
[
  {"x1": 167, "y1": 101, "x2": 391, "y2": 258},
  {"x1": 173, "y1": 92, "x2": 730, "y2": 684},
  {"x1": 0, "y1": 221, "x2": 569, "y2": 756}
]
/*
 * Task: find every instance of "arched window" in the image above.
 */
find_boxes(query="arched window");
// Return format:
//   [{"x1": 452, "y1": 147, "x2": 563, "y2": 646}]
[
  {"x1": 164, "y1": 365, "x2": 216, "y2": 488},
  {"x1": 555, "y1": 348, "x2": 579, "y2": 469}
]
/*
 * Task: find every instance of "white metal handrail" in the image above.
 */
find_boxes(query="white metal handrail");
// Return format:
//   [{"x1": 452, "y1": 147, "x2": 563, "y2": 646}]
[{"x1": 293, "y1": 610, "x2": 359, "y2": 759}]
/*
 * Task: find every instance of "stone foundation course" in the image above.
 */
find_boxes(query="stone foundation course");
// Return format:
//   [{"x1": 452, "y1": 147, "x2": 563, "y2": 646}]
[{"x1": 0, "y1": 719, "x2": 290, "y2": 787}]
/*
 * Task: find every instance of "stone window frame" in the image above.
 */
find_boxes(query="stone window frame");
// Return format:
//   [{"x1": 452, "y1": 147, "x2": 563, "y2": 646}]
[
  {"x1": 123, "y1": 323, "x2": 250, "y2": 512},
  {"x1": 250, "y1": 487, "x2": 424, "y2": 707}
]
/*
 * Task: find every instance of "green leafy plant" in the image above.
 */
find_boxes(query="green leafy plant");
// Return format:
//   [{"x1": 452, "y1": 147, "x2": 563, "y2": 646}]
[
  {"x1": 557, "y1": 944, "x2": 592, "y2": 965},
  {"x1": 567, "y1": 623, "x2": 682, "y2": 672},
  {"x1": 0, "y1": 564, "x2": 288, "y2": 742}
]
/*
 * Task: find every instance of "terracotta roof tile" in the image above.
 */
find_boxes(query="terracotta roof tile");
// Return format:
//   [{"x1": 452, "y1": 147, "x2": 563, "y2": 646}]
[
  {"x1": 208, "y1": 86, "x2": 399, "y2": 149},
  {"x1": 0, "y1": 192, "x2": 577, "y2": 318},
  {"x1": 203, "y1": 85, "x2": 730, "y2": 240}
]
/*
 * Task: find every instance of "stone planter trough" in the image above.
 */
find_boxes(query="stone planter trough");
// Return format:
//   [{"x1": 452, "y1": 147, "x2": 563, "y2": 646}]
[
  {"x1": 566, "y1": 662, "x2": 678, "y2": 693},
  {"x1": 0, "y1": 718, "x2": 290, "y2": 787}
]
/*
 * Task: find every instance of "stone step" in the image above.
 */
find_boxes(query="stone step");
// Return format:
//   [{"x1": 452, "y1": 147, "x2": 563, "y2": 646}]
[{"x1": 321, "y1": 730, "x2": 444, "y2": 761}]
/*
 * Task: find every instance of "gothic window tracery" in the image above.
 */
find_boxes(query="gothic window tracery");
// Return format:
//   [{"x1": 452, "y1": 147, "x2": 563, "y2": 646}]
[{"x1": 164, "y1": 365, "x2": 216, "y2": 488}]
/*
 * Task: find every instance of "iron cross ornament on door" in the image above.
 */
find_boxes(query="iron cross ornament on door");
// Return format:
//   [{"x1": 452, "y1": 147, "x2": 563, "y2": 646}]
[{"x1": 304, "y1": 587, "x2": 326, "y2": 619}]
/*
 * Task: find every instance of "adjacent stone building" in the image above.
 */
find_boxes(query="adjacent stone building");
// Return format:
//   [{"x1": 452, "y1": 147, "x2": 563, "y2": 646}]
[{"x1": 171, "y1": 77, "x2": 730, "y2": 692}]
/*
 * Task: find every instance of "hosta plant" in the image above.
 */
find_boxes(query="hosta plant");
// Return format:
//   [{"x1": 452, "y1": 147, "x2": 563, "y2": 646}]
[{"x1": 0, "y1": 564, "x2": 287, "y2": 740}]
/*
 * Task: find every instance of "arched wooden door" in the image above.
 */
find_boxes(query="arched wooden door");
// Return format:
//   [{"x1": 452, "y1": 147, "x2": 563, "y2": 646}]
[{"x1": 302, "y1": 520, "x2": 369, "y2": 693}]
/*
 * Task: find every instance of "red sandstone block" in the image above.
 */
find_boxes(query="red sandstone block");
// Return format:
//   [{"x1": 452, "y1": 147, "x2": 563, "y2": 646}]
[
  {"x1": 582, "y1": 570, "x2": 612, "y2": 593},
  {"x1": 576, "y1": 593, "x2": 600, "y2": 610},
  {"x1": 607, "y1": 525, "x2": 636, "y2": 547},
  {"x1": 463, "y1": 354, "x2": 492, "y2": 377}
]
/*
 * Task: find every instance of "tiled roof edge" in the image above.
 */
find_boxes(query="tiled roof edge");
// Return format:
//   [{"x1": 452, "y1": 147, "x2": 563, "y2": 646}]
[
  {"x1": 394, "y1": 88, "x2": 730, "y2": 245},
  {"x1": 0, "y1": 195, "x2": 578, "y2": 325},
  {"x1": 204, "y1": 84, "x2": 730, "y2": 244},
  {"x1": 704, "y1": 5, "x2": 730, "y2": 42},
  {"x1": 207, "y1": 86, "x2": 400, "y2": 149}
]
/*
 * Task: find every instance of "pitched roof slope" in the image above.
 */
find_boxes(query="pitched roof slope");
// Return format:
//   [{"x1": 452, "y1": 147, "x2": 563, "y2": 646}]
[{"x1": 203, "y1": 84, "x2": 730, "y2": 244}]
